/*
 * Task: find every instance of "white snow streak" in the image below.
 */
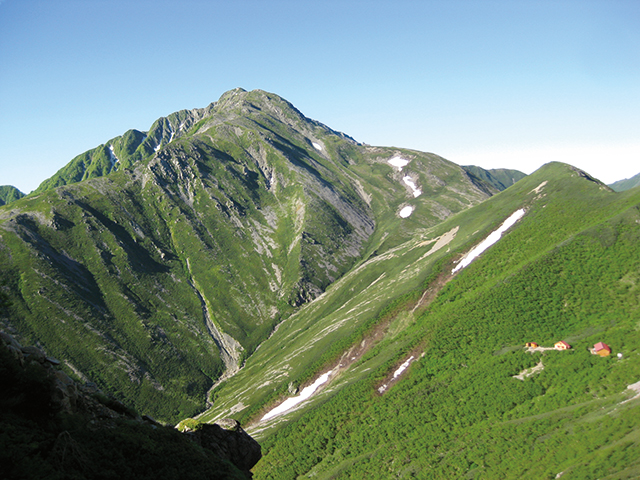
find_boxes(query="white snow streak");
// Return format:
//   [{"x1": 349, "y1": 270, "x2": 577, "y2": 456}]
[
  {"x1": 452, "y1": 209, "x2": 525, "y2": 274},
  {"x1": 312, "y1": 142, "x2": 322, "y2": 151},
  {"x1": 399, "y1": 206, "x2": 414, "y2": 218},
  {"x1": 403, "y1": 176, "x2": 422, "y2": 197},
  {"x1": 261, "y1": 370, "x2": 333, "y2": 421},
  {"x1": 388, "y1": 156, "x2": 410, "y2": 170},
  {"x1": 393, "y1": 356, "x2": 415, "y2": 378},
  {"x1": 107, "y1": 145, "x2": 119, "y2": 167}
]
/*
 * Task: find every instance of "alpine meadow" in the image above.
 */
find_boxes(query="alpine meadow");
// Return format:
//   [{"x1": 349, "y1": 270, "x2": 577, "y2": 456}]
[{"x1": 1, "y1": 89, "x2": 639, "y2": 479}]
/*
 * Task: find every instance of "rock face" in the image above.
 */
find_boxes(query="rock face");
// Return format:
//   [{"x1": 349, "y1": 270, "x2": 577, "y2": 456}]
[
  {"x1": 189, "y1": 422, "x2": 262, "y2": 476},
  {"x1": 1, "y1": 331, "x2": 80, "y2": 413},
  {"x1": 0, "y1": 331, "x2": 261, "y2": 479}
]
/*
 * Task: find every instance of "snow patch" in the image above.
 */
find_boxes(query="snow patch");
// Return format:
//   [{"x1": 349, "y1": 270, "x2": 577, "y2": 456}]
[
  {"x1": 312, "y1": 142, "x2": 322, "y2": 151},
  {"x1": 388, "y1": 156, "x2": 410, "y2": 170},
  {"x1": 261, "y1": 370, "x2": 334, "y2": 421},
  {"x1": 402, "y1": 176, "x2": 422, "y2": 197},
  {"x1": 107, "y1": 145, "x2": 120, "y2": 168},
  {"x1": 378, "y1": 355, "x2": 416, "y2": 393},
  {"x1": 393, "y1": 356, "x2": 415, "y2": 378},
  {"x1": 452, "y1": 209, "x2": 526, "y2": 274},
  {"x1": 399, "y1": 206, "x2": 414, "y2": 218}
]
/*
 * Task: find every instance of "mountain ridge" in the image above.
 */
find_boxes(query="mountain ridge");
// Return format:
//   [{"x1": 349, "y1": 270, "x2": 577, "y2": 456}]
[
  {"x1": 3, "y1": 89, "x2": 637, "y2": 477},
  {"x1": 609, "y1": 171, "x2": 640, "y2": 192},
  {"x1": 0, "y1": 185, "x2": 25, "y2": 206},
  {"x1": 0, "y1": 88, "x2": 500, "y2": 422}
]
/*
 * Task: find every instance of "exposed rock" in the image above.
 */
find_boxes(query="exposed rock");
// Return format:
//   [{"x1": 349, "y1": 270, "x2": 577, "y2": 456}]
[
  {"x1": 189, "y1": 422, "x2": 262, "y2": 477},
  {"x1": 22, "y1": 345, "x2": 47, "y2": 363},
  {"x1": 0, "y1": 330, "x2": 262, "y2": 477}
]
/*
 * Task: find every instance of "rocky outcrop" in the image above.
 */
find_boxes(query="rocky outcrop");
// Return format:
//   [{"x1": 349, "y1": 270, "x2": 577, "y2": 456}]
[
  {"x1": 0, "y1": 331, "x2": 261, "y2": 478},
  {"x1": 188, "y1": 420, "x2": 262, "y2": 477}
]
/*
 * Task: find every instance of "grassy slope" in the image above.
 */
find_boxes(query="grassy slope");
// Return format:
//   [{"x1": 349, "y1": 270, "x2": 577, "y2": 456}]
[
  {"x1": 610, "y1": 171, "x2": 640, "y2": 192},
  {"x1": 0, "y1": 90, "x2": 495, "y2": 423},
  {"x1": 246, "y1": 164, "x2": 640, "y2": 479},
  {"x1": 0, "y1": 185, "x2": 25, "y2": 205}
]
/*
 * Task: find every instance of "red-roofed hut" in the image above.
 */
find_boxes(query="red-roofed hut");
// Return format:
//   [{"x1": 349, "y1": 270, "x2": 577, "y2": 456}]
[
  {"x1": 593, "y1": 342, "x2": 611, "y2": 357},
  {"x1": 554, "y1": 340, "x2": 571, "y2": 350}
]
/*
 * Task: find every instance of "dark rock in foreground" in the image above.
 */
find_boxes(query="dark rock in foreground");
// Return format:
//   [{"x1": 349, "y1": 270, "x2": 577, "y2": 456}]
[{"x1": 0, "y1": 331, "x2": 261, "y2": 479}]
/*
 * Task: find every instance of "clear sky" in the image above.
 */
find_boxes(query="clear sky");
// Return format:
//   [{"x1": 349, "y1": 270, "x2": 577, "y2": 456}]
[{"x1": 1, "y1": 0, "x2": 638, "y2": 193}]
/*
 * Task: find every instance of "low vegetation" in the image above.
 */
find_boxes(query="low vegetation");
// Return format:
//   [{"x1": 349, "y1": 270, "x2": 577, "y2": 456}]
[{"x1": 248, "y1": 167, "x2": 640, "y2": 478}]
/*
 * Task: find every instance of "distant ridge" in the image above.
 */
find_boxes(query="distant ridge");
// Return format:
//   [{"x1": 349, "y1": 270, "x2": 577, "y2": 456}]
[
  {"x1": 609, "y1": 171, "x2": 640, "y2": 192},
  {"x1": 0, "y1": 185, "x2": 25, "y2": 206},
  {"x1": 462, "y1": 165, "x2": 526, "y2": 191}
]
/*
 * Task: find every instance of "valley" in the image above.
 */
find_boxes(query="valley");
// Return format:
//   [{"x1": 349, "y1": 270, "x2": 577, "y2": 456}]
[{"x1": 1, "y1": 89, "x2": 639, "y2": 478}]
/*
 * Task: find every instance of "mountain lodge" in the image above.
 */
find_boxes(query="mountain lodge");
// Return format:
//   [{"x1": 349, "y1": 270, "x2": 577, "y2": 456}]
[{"x1": 592, "y1": 342, "x2": 611, "y2": 357}]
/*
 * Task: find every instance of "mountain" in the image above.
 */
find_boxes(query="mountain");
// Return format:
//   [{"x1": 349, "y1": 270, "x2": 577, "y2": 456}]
[
  {"x1": 0, "y1": 88, "x2": 497, "y2": 422},
  {"x1": 0, "y1": 185, "x2": 25, "y2": 206},
  {"x1": 609, "y1": 171, "x2": 640, "y2": 192},
  {"x1": 231, "y1": 163, "x2": 640, "y2": 479},
  {"x1": 3, "y1": 88, "x2": 639, "y2": 478},
  {"x1": 33, "y1": 105, "x2": 218, "y2": 194},
  {"x1": 462, "y1": 165, "x2": 527, "y2": 191}
]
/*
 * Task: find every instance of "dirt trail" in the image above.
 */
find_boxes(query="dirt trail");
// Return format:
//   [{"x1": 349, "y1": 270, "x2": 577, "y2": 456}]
[{"x1": 513, "y1": 360, "x2": 544, "y2": 380}]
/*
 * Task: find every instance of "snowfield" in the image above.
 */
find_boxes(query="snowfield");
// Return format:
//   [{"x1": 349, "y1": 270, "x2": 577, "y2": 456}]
[
  {"x1": 388, "y1": 156, "x2": 410, "y2": 170},
  {"x1": 452, "y1": 209, "x2": 526, "y2": 274},
  {"x1": 261, "y1": 370, "x2": 334, "y2": 421},
  {"x1": 387, "y1": 156, "x2": 422, "y2": 217},
  {"x1": 403, "y1": 176, "x2": 422, "y2": 197},
  {"x1": 393, "y1": 356, "x2": 415, "y2": 378},
  {"x1": 399, "y1": 206, "x2": 414, "y2": 218}
]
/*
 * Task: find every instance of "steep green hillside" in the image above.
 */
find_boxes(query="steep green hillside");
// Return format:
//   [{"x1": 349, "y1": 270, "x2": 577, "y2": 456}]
[
  {"x1": 0, "y1": 185, "x2": 25, "y2": 205},
  {"x1": 0, "y1": 89, "x2": 494, "y2": 422},
  {"x1": 462, "y1": 165, "x2": 527, "y2": 191},
  {"x1": 610, "y1": 171, "x2": 640, "y2": 192},
  {"x1": 33, "y1": 105, "x2": 217, "y2": 194},
  {"x1": 203, "y1": 163, "x2": 640, "y2": 478}
]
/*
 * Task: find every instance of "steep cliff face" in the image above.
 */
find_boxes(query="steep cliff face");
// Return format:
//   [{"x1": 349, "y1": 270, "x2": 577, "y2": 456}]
[
  {"x1": 0, "y1": 331, "x2": 261, "y2": 479},
  {"x1": 0, "y1": 88, "x2": 496, "y2": 422}
]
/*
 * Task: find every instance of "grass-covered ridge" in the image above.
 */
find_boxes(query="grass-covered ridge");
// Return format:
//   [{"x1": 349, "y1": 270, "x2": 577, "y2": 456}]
[
  {"x1": 245, "y1": 165, "x2": 640, "y2": 478},
  {"x1": 0, "y1": 185, "x2": 25, "y2": 205}
]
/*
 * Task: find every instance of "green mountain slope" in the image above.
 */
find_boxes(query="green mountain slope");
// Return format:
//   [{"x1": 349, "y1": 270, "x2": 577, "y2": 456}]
[
  {"x1": 0, "y1": 89, "x2": 495, "y2": 422},
  {"x1": 462, "y1": 165, "x2": 527, "y2": 191},
  {"x1": 0, "y1": 185, "x2": 25, "y2": 205},
  {"x1": 33, "y1": 105, "x2": 217, "y2": 194},
  {"x1": 610, "y1": 171, "x2": 640, "y2": 192},
  {"x1": 236, "y1": 163, "x2": 640, "y2": 478}
]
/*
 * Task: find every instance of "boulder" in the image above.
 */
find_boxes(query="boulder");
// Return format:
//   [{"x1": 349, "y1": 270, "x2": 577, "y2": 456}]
[
  {"x1": 190, "y1": 423, "x2": 261, "y2": 477},
  {"x1": 21, "y1": 345, "x2": 46, "y2": 363}
]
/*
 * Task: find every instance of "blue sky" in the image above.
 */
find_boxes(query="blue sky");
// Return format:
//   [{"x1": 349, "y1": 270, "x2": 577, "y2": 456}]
[{"x1": 1, "y1": 0, "x2": 638, "y2": 193}]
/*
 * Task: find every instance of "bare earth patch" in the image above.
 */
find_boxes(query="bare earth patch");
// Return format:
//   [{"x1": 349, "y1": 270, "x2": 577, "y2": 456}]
[{"x1": 513, "y1": 360, "x2": 544, "y2": 381}]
